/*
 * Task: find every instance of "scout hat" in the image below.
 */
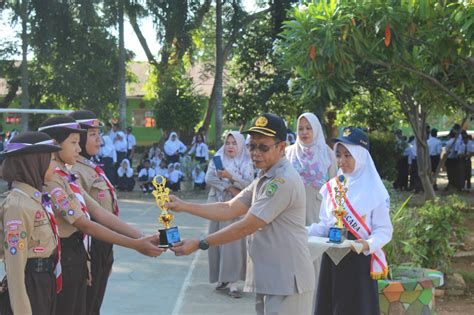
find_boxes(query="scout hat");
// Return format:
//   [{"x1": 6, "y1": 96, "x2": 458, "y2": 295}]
[
  {"x1": 333, "y1": 126, "x2": 370, "y2": 150},
  {"x1": 0, "y1": 131, "x2": 61, "y2": 157},
  {"x1": 68, "y1": 110, "x2": 104, "y2": 129},
  {"x1": 38, "y1": 116, "x2": 86, "y2": 137},
  {"x1": 242, "y1": 113, "x2": 287, "y2": 141}
]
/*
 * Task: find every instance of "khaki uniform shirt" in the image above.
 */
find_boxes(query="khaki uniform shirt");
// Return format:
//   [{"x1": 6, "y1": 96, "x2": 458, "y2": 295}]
[
  {"x1": 0, "y1": 182, "x2": 57, "y2": 314},
  {"x1": 72, "y1": 157, "x2": 115, "y2": 213},
  {"x1": 44, "y1": 163, "x2": 85, "y2": 238},
  {"x1": 236, "y1": 157, "x2": 315, "y2": 296}
]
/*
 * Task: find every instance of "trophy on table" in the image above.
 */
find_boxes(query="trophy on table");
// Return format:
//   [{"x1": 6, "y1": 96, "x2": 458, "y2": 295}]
[
  {"x1": 328, "y1": 175, "x2": 348, "y2": 243},
  {"x1": 152, "y1": 175, "x2": 181, "y2": 248}
]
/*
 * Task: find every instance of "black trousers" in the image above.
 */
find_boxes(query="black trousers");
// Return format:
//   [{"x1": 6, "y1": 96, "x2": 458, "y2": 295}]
[
  {"x1": 409, "y1": 159, "x2": 422, "y2": 192},
  {"x1": 446, "y1": 158, "x2": 462, "y2": 190},
  {"x1": 86, "y1": 238, "x2": 114, "y2": 315},
  {"x1": 57, "y1": 232, "x2": 88, "y2": 315},
  {"x1": 117, "y1": 176, "x2": 135, "y2": 191},
  {"x1": 315, "y1": 238, "x2": 379, "y2": 315},
  {"x1": 430, "y1": 155, "x2": 440, "y2": 173},
  {"x1": 394, "y1": 156, "x2": 408, "y2": 190},
  {"x1": 166, "y1": 154, "x2": 180, "y2": 164},
  {"x1": 1, "y1": 267, "x2": 57, "y2": 315},
  {"x1": 461, "y1": 158, "x2": 472, "y2": 189},
  {"x1": 101, "y1": 157, "x2": 116, "y2": 186}
]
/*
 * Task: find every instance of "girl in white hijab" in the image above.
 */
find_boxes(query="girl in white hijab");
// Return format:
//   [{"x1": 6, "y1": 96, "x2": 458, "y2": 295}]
[
  {"x1": 286, "y1": 113, "x2": 337, "y2": 225},
  {"x1": 117, "y1": 159, "x2": 135, "y2": 191},
  {"x1": 308, "y1": 127, "x2": 393, "y2": 315},
  {"x1": 164, "y1": 132, "x2": 187, "y2": 163},
  {"x1": 205, "y1": 131, "x2": 254, "y2": 298}
]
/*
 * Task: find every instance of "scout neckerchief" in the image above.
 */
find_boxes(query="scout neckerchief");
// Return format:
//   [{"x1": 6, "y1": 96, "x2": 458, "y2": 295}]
[
  {"x1": 85, "y1": 158, "x2": 119, "y2": 216},
  {"x1": 326, "y1": 176, "x2": 389, "y2": 279},
  {"x1": 54, "y1": 168, "x2": 91, "y2": 254},
  {"x1": 41, "y1": 193, "x2": 62, "y2": 293}
]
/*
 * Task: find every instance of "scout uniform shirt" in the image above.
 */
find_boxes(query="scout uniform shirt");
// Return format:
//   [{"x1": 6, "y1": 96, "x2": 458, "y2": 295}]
[
  {"x1": 72, "y1": 157, "x2": 116, "y2": 213},
  {"x1": 0, "y1": 182, "x2": 58, "y2": 314},
  {"x1": 236, "y1": 157, "x2": 315, "y2": 296},
  {"x1": 43, "y1": 163, "x2": 86, "y2": 238}
]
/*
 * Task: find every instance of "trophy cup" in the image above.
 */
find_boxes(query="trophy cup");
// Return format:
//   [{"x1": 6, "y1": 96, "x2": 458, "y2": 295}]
[
  {"x1": 151, "y1": 175, "x2": 181, "y2": 248},
  {"x1": 328, "y1": 175, "x2": 348, "y2": 243}
]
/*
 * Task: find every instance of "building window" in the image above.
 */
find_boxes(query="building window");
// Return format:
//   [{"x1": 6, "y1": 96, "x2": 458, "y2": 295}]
[{"x1": 132, "y1": 109, "x2": 156, "y2": 127}]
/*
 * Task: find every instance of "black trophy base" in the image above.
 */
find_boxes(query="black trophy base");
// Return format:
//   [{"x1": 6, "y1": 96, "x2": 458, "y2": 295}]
[
  {"x1": 158, "y1": 226, "x2": 181, "y2": 248},
  {"x1": 328, "y1": 226, "x2": 347, "y2": 244}
]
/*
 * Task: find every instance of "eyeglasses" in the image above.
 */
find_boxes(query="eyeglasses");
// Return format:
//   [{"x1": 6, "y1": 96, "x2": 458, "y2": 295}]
[{"x1": 246, "y1": 141, "x2": 282, "y2": 153}]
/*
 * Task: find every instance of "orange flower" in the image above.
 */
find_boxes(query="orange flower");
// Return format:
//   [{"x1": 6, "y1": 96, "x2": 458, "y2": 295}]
[
  {"x1": 309, "y1": 45, "x2": 316, "y2": 61},
  {"x1": 384, "y1": 24, "x2": 391, "y2": 47}
]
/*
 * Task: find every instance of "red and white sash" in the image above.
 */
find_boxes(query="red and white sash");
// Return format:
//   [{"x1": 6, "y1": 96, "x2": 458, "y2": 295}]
[
  {"x1": 326, "y1": 180, "x2": 389, "y2": 279},
  {"x1": 55, "y1": 168, "x2": 91, "y2": 254},
  {"x1": 87, "y1": 160, "x2": 119, "y2": 216},
  {"x1": 42, "y1": 194, "x2": 62, "y2": 293}
]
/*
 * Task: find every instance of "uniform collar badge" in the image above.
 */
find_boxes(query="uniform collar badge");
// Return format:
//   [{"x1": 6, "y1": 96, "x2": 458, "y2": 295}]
[{"x1": 343, "y1": 128, "x2": 352, "y2": 137}]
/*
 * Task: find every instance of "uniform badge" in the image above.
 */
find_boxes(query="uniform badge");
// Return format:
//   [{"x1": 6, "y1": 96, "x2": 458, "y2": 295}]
[
  {"x1": 255, "y1": 117, "x2": 268, "y2": 127},
  {"x1": 6, "y1": 220, "x2": 22, "y2": 227},
  {"x1": 33, "y1": 247, "x2": 46, "y2": 253},
  {"x1": 51, "y1": 188, "x2": 70, "y2": 209},
  {"x1": 61, "y1": 210, "x2": 67, "y2": 217},
  {"x1": 265, "y1": 183, "x2": 279, "y2": 197},
  {"x1": 9, "y1": 247, "x2": 17, "y2": 255},
  {"x1": 20, "y1": 231, "x2": 27, "y2": 239},
  {"x1": 18, "y1": 241, "x2": 25, "y2": 250},
  {"x1": 343, "y1": 128, "x2": 352, "y2": 137},
  {"x1": 361, "y1": 215, "x2": 366, "y2": 222},
  {"x1": 35, "y1": 210, "x2": 44, "y2": 219},
  {"x1": 7, "y1": 232, "x2": 19, "y2": 247},
  {"x1": 34, "y1": 191, "x2": 40, "y2": 199},
  {"x1": 98, "y1": 191, "x2": 106, "y2": 199},
  {"x1": 67, "y1": 209, "x2": 75, "y2": 216}
]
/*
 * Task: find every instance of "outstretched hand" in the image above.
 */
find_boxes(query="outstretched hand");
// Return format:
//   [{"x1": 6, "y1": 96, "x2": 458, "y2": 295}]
[
  {"x1": 135, "y1": 234, "x2": 166, "y2": 257},
  {"x1": 170, "y1": 239, "x2": 199, "y2": 256},
  {"x1": 165, "y1": 195, "x2": 187, "y2": 213}
]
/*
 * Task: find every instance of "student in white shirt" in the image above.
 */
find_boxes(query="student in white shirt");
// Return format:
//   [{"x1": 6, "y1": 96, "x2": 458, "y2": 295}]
[
  {"x1": 189, "y1": 134, "x2": 209, "y2": 163},
  {"x1": 138, "y1": 159, "x2": 156, "y2": 193},
  {"x1": 165, "y1": 163, "x2": 181, "y2": 191},
  {"x1": 155, "y1": 160, "x2": 168, "y2": 177},
  {"x1": 308, "y1": 127, "x2": 392, "y2": 315},
  {"x1": 164, "y1": 132, "x2": 186, "y2": 163},
  {"x1": 126, "y1": 127, "x2": 137, "y2": 165},
  {"x1": 99, "y1": 134, "x2": 117, "y2": 185},
  {"x1": 192, "y1": 164, "x2": 206, "y2": 190},
  {"x1": 457, "y1": 132, "x2": 473, "y2": 190},
  {"x1": 427, "y1": 128, "x2": 442, "y2": 189},
  {"x1": 117, "y1": 159, "x2": 135, "y2": 192}
]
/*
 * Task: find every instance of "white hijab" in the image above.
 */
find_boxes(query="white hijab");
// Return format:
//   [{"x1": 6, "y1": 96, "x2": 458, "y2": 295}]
[
  {"x1": 118, "y1": 159, "x2": 133, "y2": 177},
  {"x1": 215, "y1": 131, "x2": 253, "y2": 179},
  {"x1": 164, "y1": 131, "x2": 183, "y2": 155},
  {"x1": 334, "y1": 143, "x2": 389, "y2": 212},
  {"x1": 286, "y1": 113, "x2": 335, "y2": 190}
]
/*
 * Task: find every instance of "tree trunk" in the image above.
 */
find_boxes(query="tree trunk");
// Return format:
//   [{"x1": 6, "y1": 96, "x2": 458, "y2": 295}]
[
  {"x1": 118, "y1": 0, "x2": 127, "y2": 126},
  {"x1": 20, "y1": 0, "x2": 29, "y2": 131},
  {"x1": 398, "y1": 90, "x2": 436, "y2": 202},
  {"x1": 213, "y1": 0, "x2": 224, "y2": 148}
]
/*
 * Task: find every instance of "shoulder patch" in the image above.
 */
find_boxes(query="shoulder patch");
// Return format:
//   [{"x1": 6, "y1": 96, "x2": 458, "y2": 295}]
[{"x1": 265, "y1": 182, "x2": 279, "y2": 197}]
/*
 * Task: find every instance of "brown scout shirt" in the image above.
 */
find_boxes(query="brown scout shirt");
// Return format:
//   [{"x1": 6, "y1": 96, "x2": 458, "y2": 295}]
[
  {"x1": 72, "y1": 157, "x2": 115, "y2": 213},
  {"x1": 43, "y1": 163, "x2": 85, "y2": 238},
  {"x1": 0, "y1": 182, "x2": 58, "y2": 315}
]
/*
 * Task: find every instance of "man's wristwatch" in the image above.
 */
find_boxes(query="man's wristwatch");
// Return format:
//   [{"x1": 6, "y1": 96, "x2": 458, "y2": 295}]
[{"x1": 198, "y1": 238, "x2": 210, "y2": 250}]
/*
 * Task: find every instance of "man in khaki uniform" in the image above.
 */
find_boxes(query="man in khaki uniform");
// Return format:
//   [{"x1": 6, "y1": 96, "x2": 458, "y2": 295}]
[{"x1": 168, "y1": 113, "x2": 315, "y2": 315}]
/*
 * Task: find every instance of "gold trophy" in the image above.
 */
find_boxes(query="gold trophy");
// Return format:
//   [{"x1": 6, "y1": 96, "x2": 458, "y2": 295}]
[
  {"x1": 152, "y1": 175, "x2": 181, "y2": 247},
  {"x1": 328, "y1": 175, "x2": 348, "y2": 243}
]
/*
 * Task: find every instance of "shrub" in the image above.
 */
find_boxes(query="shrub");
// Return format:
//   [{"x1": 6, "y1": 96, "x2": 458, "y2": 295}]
[
  {"x1": 369, "y1": 131, "x2": 401, "y2": 181},
  {"x1": 386, "y1": 195, "x2": 467, "y2": 274}
]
